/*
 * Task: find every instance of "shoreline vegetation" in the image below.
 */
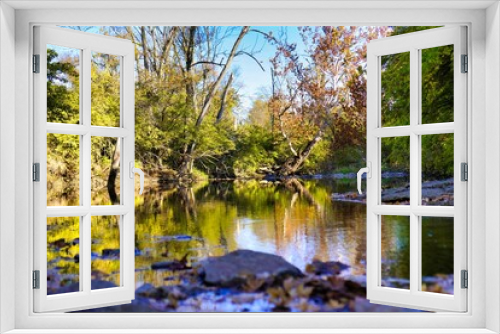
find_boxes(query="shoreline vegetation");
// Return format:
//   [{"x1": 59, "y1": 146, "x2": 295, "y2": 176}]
[{"x1": 148, "y1": 171, "x2": 454, "y2": 207}]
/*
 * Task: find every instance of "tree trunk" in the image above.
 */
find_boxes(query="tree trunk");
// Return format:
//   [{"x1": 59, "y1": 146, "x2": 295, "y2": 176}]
[
  {"x1": 178, "y1": 26, "x2": 249, "y2": 180},
  {"x1": 184, "y1": 26, "x2": 198, "y2": 114},
  {"x1": 140, "y1": 27, "x2": 150, "y2": 75},
  {"x1": 107, "y1": 139, "x2": 121, "y2": 205},
  {"x1": 179, "y1": 26, "x2": 198, "y2": 179},
  {"x1": 178, "y1": 155, "x2": 194, "y2": 180},
  {"x1": 278, "y1": 126, "x2": 325, "y2": 176},
  {"x1": 215, "y1": 74, "x2": 234, "y2": 124}
]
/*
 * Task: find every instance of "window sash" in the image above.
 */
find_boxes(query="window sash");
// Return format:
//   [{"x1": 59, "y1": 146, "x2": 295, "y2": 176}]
[
  {"x1": 366, "y1": 26, "x2": 467, "y2": 312},
  {"x1": 32, "y1": 25, "x2": 136, "y2": 313}
]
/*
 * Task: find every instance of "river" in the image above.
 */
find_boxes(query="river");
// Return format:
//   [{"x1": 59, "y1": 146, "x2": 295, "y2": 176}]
[{"x1": 46, "y1": 176, "x2": 454, "y2": 311}]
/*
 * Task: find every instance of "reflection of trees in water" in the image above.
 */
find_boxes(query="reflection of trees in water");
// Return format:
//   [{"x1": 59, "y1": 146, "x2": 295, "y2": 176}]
[
  {"x1": 107, "y1": 139, "x2": 120, "y2": 205},
  {"x1": 47, "y1": 176, "x2": 452, "y2": 289},
  {"x1": 135, "y1": 178, "x2": 350, "y2": 270},
  {"x1": 177, "y1": 186, "x2": 197, "y2": 221},
  {"x1": 48, "y1": 177, "x2": 369, "y2": 276}
]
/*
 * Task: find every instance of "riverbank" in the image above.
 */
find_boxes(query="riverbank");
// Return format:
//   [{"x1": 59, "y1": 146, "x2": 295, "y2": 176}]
[
  {"x1": 153, "y1": 168, "x2": 368, "y2": 184},
  {"x1": 332, "y1": 178, "x2": 454, "y2": 206},
  {"x1": 73, "y1": 249, "x2": 451, "y2": 313}
]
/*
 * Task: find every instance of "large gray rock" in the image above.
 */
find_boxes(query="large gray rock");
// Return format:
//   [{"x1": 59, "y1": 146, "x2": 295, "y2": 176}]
[{"x1": 199, "y1": 249, "x2": 303, "y2": 286}]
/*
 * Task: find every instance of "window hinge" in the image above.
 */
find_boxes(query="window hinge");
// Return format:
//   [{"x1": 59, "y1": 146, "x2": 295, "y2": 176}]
[
  {"x1": 461, "y1": 54, "x2": 468, "y2": 73},
  {"x1": 33, "y1": 163, "x2": 40, "y2": 182},
  {"x1": 461, "y1": 270, "x2": 468, "y2": 289},
  {"x1": 33, "y1": 54, "x2": 40, "y2": 73},
  {"x1": 461, "y1": 162, "x2": 468, "y2": 181},
  {"x1": 33, "y1": 270, "x2": 40, "y2": 289}
]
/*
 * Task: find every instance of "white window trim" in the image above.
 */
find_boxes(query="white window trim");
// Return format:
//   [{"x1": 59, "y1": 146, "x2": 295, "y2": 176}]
[{"x1": 0, "y1": 1, "x2": 498, "y2": 333}]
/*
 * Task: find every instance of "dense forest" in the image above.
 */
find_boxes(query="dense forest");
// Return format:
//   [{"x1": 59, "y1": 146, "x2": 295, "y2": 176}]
[{"x1": 46, "y1": 25, "x2": 454, "y2": 190}]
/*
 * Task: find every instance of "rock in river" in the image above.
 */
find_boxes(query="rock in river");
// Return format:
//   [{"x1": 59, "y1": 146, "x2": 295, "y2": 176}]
[
  {"x1": 151, "y1": 254, "x2": 189, "y2": 271},
  {"x1": 305, "y1": 260, "x2": 349, "y2": 276},
  {"x1": 102, "y1": 249, "x2": 120, "y2": 258},
  {"x1": 151, "y1": 260, "x2": 189, "y2": 271},
  {"x1": 199, "y1": 249, "x2": 303, "y2": 287}
]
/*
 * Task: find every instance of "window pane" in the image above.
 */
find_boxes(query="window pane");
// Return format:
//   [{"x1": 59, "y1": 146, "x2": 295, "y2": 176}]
[
  {"x1": 47, "y1": 133, "x2": 80, "y2": 206},
  {"x1": 381, "y1": 51, "x2": 410, "y2": 127},
  {"x1": 91, "y1": 137, "x2": 121, "y2": 205},
  {"x1": 421, "y1": 217, "x2": 454, "y2": 294},
  {"x1": 91, "y1": 215, "x2": 121, "y2": 290},
  {"x1": 381, "y1": 215, "x2": 410, "y2": 289},
  {"x1": 91, "y1": 52, "x2": 121, "y2": 127},
  {"x1": 47, "y1": 45, "x2": 81, "y2": 124},
  {"x1": 421, "y1": 45, "x2": 454, "y2": 124},
  {"x1": 421, "y1": 133, "x2": 454, "y2": 206},
  {"x1": 47, "y1": 217, "x2": 80, "y2": 295},
  {"x1": 381, "y1": 136, "x2": 410, "y2": 205}
]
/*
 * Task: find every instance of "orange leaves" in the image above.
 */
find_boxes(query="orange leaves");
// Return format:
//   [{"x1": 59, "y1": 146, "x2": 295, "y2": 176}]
[{"x1": 268, "y1": 26, "x2": 390, "y2": 156}]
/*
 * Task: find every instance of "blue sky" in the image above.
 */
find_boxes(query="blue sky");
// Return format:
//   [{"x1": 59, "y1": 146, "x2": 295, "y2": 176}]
[{"x1": 227, "y1": 26, "x2": 304, "y2": 116}]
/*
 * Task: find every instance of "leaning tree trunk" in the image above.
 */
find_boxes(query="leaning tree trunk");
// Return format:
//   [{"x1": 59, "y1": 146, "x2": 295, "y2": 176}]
[
  {"x1": 278, "y1": 127, "x2": 324, "y2": 176},
  {"x1": 107, "y1": 139, "x2": 121, "y2": 205}
]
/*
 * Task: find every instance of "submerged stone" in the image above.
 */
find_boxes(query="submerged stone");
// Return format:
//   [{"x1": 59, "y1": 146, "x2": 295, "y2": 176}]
[
  {"x1": 102, "y1": 249, "x2": 120, "y2": 258},
  {"x1": 305, "y1": 260, "x2": 350, "y2": 276}
]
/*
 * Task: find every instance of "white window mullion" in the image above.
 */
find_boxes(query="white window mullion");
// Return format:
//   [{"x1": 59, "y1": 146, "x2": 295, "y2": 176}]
[
  {"x1": 373, "y1": 123, "x2": 455, "y2": 138},
  {"x1": 373, "y1": 205, "x2": 455, "y2": 217},
  {"x1": 81, "y1": 213, "x2": 91, "y2": 294},
  {"x1": 121, "y1": 51, "x2": 136, "y2": 295},
  {"x1": 90, "y1": 205, "x2": 129, "y2": 216},
  {"x1": 413, "y1": 123, "x2": 454, "y2": 135},
  {"x1": 366, "y1": 50, "x2": 380, "y2": 301},
  {"x1": 46, "y1": 123, "x2": 130, "y2": 138},
  {"x1": 78, "y1": 46, "x2": 84, "y2": 293},
  {"x1": 82, "y1": 47, "x2": 91, "y2": 210},
  {"x1": 82, "y1": 47, "x2": 92, "y2": 295},
  {"x1": 372, "y1": 126, "x2": 412, "y2": 138},
  {"x1": 409, "y1": 47, "x2": 420, "y2": 295}
]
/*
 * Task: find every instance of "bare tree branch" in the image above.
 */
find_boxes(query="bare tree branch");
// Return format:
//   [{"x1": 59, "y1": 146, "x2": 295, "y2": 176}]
[
  {"x1": 235, "y1": 51, "x2": 265, "y2": 72},
  {"x1": 195, "y1": 26, "x2": 250, "y2": 128}
]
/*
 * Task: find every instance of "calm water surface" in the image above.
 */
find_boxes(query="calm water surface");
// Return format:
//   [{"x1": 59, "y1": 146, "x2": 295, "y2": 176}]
[{"x1": 47, "y1": 177, "x2": 454, "y2": 295}]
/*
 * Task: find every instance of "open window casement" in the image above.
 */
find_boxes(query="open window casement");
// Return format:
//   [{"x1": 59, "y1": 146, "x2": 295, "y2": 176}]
[
  {"x1": 33, "y1": 26, "x2": 141, "y2": 312},
  {"x1": 361, "y1": 26, "x2": 467, "y2": 312}
]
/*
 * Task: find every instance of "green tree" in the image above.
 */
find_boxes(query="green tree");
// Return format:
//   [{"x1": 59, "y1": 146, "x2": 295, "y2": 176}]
[{"x1": 381, "y1": 26, "x2": 454, "y2": 178}]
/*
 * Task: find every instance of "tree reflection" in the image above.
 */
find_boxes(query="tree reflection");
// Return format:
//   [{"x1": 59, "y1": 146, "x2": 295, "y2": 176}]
[{"x1": 48, "y1": 178, "x2": 453, "y2": 292}]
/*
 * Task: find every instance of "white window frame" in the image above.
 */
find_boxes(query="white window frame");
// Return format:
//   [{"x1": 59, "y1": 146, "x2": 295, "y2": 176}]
[
  {"x1": 366, "y1": 26, "x2": 468, "y2": 312},
  {"x1": 33, "y1": 25, "x2": 136, "y2": 313},
  {"x1": 0, "y1": 1, "x2": 498, "y2": 333}
]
